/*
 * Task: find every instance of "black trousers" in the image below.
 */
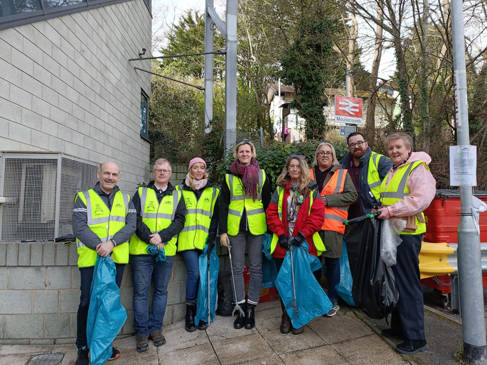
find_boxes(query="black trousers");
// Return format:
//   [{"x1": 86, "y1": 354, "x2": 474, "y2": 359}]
[
  {"x1": 76, "y1": 263, "x2": 125, "y2": 351},
  {"x1": 391, "y1": 234, "x2": 425, "y2": 341}
]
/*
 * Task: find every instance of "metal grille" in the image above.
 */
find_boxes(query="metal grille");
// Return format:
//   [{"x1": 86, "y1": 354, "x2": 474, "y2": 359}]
[
  {"x1": 1, "y1": 155, "x2": 97, "y2": 241},
  {"x1": 2, "y1": 158, "x2": 57, "y2": 241},
  {"x1": 58, "y1": 158, "x2": 97, "y2": 237}
]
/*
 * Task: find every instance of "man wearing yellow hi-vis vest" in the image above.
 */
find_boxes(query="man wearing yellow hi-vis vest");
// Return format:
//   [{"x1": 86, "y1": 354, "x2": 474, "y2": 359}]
[
  {"x1": 340, "y1": 132, "x2": 392, "y2": 218},
  {"x1": 129, "y1": 158, "x2": 186, "y2": 353},
  {"x1": 72, "y1": 162, "x2": 136, "y2": 365},
  {"x1": 377, "y1": 132, "x2": 436, "y2": 355}
]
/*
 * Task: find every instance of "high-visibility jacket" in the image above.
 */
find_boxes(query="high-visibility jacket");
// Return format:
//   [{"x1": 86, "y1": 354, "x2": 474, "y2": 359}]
[
  {"x1": 75, "y1": 189, "x2": 130, "y2": 268},
  {"x1": 310, "y1": 168, "x2": 349, "y2": 235},
  {"x1": 269, "y1": 186, "x2": 326, "y2": 256},
  {"x1": 129, "y1": 186, "x2": 181, "y2": 256},
  {"x1": 176, "y1": 185, "x2": 220, "y2": 251},
  {"x1": 225, "y1": 170, "x2": 267, "y2": 236},
  {"x1": 379, "y1": 161, "x2": 427, "y2": 235},
  {"x1": 367, "y1": 151, "x2": 386, "y2": 201}
]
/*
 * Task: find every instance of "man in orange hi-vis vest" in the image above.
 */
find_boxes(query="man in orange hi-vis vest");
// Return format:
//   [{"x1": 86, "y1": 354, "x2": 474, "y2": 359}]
[{"x1": 310, "y1": 142, "x2": 357, "y2": 317}]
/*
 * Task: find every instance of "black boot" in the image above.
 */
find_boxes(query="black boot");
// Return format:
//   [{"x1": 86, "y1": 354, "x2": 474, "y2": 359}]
[
  {"x1": 216, "y1": 268, "x2": 233, "y2": 316},
  {"x1": 233, "y1": 303, "x2": 246, "y2": 329},
  {"x1": 245, "y1": 303, "x2": 255, "y2": 329},
  {"x1": 185, "y1": 304, "x2": 196, "y2": 332},
  {"x1": 280, "y1": 310, "x2": 291, "y2": 334}
]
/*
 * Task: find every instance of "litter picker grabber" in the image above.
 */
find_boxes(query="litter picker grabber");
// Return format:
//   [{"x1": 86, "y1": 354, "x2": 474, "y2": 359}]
[{"x1": 289, "y1": 245, "x2": 298, "y2": 317}]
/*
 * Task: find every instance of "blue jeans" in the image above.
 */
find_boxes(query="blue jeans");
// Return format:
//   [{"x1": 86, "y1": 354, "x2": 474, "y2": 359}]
[
  {"x1": 76, "y1": 263, "x2": 124, "y2": 351},
  {"x1": 181, "y1": 250, "x2": 199, "y2": 303},
  {"x1": 131, "y1": 254, "x2": 174, "y2": 337}
]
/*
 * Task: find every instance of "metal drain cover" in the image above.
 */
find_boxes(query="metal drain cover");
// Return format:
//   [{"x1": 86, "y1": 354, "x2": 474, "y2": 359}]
[{"x1": 27, "y1": 353, "x2": 64, "y2": 365}]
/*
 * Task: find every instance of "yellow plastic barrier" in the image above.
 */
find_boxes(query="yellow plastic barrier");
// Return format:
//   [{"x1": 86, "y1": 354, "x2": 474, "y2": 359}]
[{"x1": 419, "y1": 241, "x2": 455, "y2": 279}]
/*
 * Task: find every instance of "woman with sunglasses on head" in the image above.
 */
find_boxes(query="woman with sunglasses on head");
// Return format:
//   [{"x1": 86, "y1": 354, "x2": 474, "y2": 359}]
[
  {"x1": 176, "y1": 158, "x2": 220, "y2": 332},
  {"x1": 266, "y1": 154, "x2": 325, "y2": 335},
  {"x1": 219, "y1": 140, "x2": 272, "y2": 329},
  {"x1": 311, "y1": 142, "x2": 358, "y2": 317}
]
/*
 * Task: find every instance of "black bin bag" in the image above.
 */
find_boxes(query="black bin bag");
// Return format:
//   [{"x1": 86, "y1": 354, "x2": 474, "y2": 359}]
[{"x1": 345, "y1": 215, "x2": 399, "y2": 319}]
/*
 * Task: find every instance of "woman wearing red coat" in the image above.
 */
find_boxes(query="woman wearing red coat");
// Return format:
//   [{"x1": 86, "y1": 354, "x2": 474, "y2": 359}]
[{"x1": 266, "y1": 155, "x2": 325, "y2": 335}]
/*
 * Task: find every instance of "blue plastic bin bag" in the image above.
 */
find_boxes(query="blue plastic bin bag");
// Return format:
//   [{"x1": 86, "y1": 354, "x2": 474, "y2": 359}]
[
  {"x1": 262, "y1": 233, "x2": 278, "y2": 288},
  {"x1": 275, "y1": 242, "x2": 332, "y2": 329},
  {"x1": 146, "y1": 244, "x2": 166, "y2": 262},
  {"x1": 335, "y1": 239, "x2": 356, "y2": 306},
  {"x1": 87, "y1": 256, "x2": 127, "y2": 365},
  {"x1": 195, "y1": 242, "x2": 219, "y2": 326}
]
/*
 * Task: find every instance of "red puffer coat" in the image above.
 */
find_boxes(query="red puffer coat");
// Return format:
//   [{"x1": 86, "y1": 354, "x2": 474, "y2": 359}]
[{"x1": 266, "y1": 181, "x2": 325, "y2": 259}]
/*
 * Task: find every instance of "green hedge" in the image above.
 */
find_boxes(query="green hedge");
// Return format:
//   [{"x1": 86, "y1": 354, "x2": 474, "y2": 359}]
[{"x1": 211, "y1": 140, "x2": 348, "y2": 186}]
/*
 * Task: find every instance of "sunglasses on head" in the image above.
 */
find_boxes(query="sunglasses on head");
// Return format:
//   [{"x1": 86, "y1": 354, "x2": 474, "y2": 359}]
[
  {"x1": 289, "y1": 154, "x2": 305, "y2": 159},
  {"x1": 236, "y1": 139, "x2": 252, "y2": 144}
]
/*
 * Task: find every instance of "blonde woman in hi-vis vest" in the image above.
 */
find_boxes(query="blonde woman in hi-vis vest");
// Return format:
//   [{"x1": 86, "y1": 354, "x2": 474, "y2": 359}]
[{"x1": 219, "y1": 140, "x2": 272, "y2": 330}]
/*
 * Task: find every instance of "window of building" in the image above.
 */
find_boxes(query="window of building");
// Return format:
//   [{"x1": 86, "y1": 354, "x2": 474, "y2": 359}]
[
  {"x1": 0, "y1": 154, "x2": 97, "y2": 241},
  {"x1": 0, "y1": 0, "x2": 132, "y2": 31},
  {"x1": 140, "y1": 89, "x2": 149, "y2": 141}
]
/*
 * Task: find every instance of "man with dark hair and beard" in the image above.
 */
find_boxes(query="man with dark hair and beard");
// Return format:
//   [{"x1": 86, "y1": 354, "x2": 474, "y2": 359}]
[{"x1": 340, "y1": 132, "x2": 392, "y2": 219}]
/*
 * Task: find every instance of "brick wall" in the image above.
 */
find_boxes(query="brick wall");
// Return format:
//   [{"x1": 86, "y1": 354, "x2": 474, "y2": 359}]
[
  {"x1": 0, "y1": 0, "x2": 152, "y2": 192},
  {"x1": 0, "y1": 242, "x2": 187, "y2": 344}
]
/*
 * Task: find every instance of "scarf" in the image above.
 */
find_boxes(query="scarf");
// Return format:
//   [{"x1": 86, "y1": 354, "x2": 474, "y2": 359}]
[
  {"x1": 229, "y1": 157, "x2": 260, "y2": 199},
  {"x1": 185, "y1": 174, "x2": 208, "y2": 191}
]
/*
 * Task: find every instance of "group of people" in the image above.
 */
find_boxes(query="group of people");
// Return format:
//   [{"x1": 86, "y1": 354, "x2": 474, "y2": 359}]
[{"x1": 72, "y1": 131, "x2": 436, "y2": 365}]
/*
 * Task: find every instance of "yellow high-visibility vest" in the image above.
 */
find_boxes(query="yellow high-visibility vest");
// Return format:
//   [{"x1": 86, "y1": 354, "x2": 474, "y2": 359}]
[
  {"x1": 129, "y1": 186, "x2": 181, "y2": 256},
  {"x1": 367, "y1": 151, "x2": 386, "y2": 201},
  {"x1": 75, "y1": 189, "x2": 130, "y2": 268},
  {"x1": 176, "y1": 186, "x2": 219, "y2": 251},
  {"x1": 225, "y1": 170, "x2": 267, "y2": 236},
  {"x1": 379, "y1": 161, "x2": 428, "y2": 235}
]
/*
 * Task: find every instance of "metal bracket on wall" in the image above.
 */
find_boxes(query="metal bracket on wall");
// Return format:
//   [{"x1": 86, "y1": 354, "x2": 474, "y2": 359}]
[{"x1": 133, "y1": 68, "x2": 205, "y2": 91}]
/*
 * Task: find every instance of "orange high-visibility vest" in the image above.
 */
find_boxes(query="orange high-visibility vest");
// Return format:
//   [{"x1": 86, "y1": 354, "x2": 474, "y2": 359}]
[{"x1": 309, "y1": 168, "x2": 349, "y2": 234}]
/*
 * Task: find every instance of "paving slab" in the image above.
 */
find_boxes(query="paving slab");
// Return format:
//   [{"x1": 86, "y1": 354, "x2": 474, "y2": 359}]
[
  {"x1": 280, "y1": 345, "x2": 348, "y2": 365},
  {"x1": 0, "y1": 353, "x2": 33, "y2": 364},
  {"x1": 212, "y1": 332, "x2": 275, "y2": 365},
  {"x1": 308, "y1": 311, "x2": 373, "y2": 345},
  {"x1": 0, "y1": 344, "x2": 52, "y2": 355},
  {"x1": 333, "y1": 335, "x2": 408, "y2": 365},
  {"x1": 257, "y1": 315, "x2": 326, "y2": 355},
  {"x1": 160, "y1": 343, "x2": 218, "y2": 365},
  {"x1": 207, "y1": 314, "x2": 259, "y2": 341}
]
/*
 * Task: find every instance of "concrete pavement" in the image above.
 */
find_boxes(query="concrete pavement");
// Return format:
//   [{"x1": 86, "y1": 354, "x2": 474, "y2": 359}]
[{"x1": 0, "y1": 300, "x2": 461, "y2": 364}]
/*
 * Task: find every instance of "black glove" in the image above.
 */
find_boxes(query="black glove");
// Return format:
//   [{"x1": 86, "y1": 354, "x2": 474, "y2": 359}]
[
  {"x1": 278, "y1": 234, "x2": 290, "y2": 250},
  {"x1": 290, "y1": 232, "x2": 306, "y2": 246}
]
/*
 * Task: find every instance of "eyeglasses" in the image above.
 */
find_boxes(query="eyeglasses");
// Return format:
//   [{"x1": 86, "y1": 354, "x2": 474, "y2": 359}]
[
  {"x1": 289, "y1": 154, "x2": 305, "y2": 159},
  {"x1": 317, "y1": 151, "x2": 332, "y2": 156},
  {"x1": 154, "y1": 169, "x2": 171, "y2": 174},
  {"x1": 348, "y1": 140, "x2": 366, "y2": 148}
]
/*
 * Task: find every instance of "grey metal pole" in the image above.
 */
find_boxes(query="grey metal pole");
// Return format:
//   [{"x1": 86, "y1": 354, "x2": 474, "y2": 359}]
[
  {"x1": 451, "y1": 0, "x2": 486, "y2": 363},
  {"x1": 204, "y1": 0, "x2": 214, "y2": 133},
  {"x1": 345, "y1": 69, "x2": 350, "y2": 97},
  {"x1": 225, "y1": 0, "x2": 238, "y2": 151}
]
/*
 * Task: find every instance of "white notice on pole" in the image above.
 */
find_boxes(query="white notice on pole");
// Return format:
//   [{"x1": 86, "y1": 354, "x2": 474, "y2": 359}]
[{"x1": 449, "y1": 145, "x2": 477, "y2": 186}]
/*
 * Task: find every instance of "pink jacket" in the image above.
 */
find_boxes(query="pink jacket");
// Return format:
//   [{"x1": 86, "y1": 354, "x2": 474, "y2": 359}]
[{"x1": 382, "y1": 152, "x2": 436, "y2": 218}]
